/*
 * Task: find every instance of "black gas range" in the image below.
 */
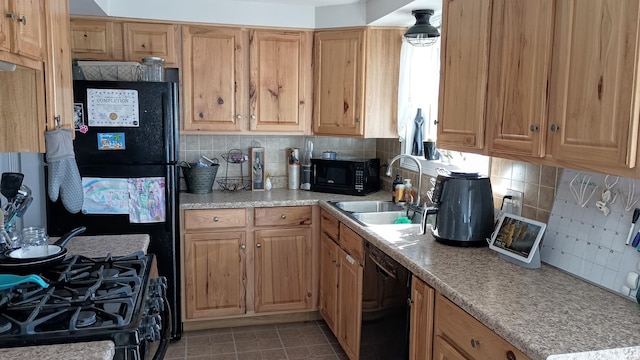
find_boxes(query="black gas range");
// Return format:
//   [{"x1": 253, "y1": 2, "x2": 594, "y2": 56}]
[{"x1": 0, "y1": 252, "x2": 171, "y2": 360}]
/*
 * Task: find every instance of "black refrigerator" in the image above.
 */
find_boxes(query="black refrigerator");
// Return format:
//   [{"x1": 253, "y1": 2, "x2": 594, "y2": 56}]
[{"x1": 45, "y1": 80, "x2": 182, "y2": 339}]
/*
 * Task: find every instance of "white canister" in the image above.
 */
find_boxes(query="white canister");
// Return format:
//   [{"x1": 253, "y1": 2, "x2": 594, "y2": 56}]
[{"x1": 288, "y1": 164, "x2": 300, "y2": 190}]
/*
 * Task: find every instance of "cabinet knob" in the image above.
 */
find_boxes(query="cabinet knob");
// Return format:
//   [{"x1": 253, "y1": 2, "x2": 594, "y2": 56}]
[
  {"x1": 251, "y1": 114, "x2": 256, "y2": 120},
  {"x1": 236, "y1": 114, "x2": 242, "y2": 120},
  {"x1": 240, "y1": 244, "x2": 246, "y2": 250},
  {"x1": 530, "y1": 124, "x2": 539, "y2": 132},
  {"x1": 355, "y1": 117, "x2": 360, "y2": 123},
  {"x1": 506, "y1": 350, "x2": 516, "y2": 360},
  {"x1": 471, "y1": 339, "x2": 480, "y2": 348},
  {"x1": 18, "y1": 15, "x2": 25, "y2": 25},
  {"x1": 550, "y1": 123, "x2": 559, "y2": 132},
  {"x1": 213, "y1": 217, "x2": 219, "y2": 222},
  {"x1": 256, "y1": 243, "x2": 262, "y2": 248},
  {"x1": 5, "y1": 12, "x2": 15, "y2": 21},
  {"x1": 280, "y1": 214, "x2": 287, "y2": 219}
]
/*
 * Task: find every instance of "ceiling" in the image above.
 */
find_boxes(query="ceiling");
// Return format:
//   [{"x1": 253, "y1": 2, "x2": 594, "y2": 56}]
[{"x1": 68, "y1": 0, "x2": 442, "y2": 27}]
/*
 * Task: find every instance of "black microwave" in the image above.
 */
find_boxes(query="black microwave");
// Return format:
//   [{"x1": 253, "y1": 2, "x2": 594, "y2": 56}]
[{"x1": 310, "y1": 158, "x2": 380, "y2": 196}]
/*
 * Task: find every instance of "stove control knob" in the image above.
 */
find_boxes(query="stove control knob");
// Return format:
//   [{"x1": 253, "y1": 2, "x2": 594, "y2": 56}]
[
  {"x1": 146, "y1": 296, "x2": 165, "y2": 314},
  {"x1": 148, "y1": 277, "x2": 167, "y2": 298},
  {"x1": 140, "y1": 314, "x2": 162, "y2": 341}
]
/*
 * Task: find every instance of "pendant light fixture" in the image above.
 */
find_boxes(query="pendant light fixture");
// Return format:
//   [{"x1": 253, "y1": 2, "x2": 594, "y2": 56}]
[{"x1": 404, "y1": 9, "x2": 440, "y2": 47}]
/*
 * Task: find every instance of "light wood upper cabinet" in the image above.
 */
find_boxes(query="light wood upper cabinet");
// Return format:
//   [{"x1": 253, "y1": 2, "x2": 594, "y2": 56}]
[
  {"x1": 43, "y1": 0, "x2": 74, "y2": 133},
  {"x1": 486, "y1": 0, "x2": 554, "y2": 157},
  {"x1": 69, "y1": 19, "x2": 123, "y2": 60},
  {"x1": 254, "y1": 228, "x2": 312, "y2": 312},
  {"x1": 409, "y1": 277, "x2": 435, "y2": 360},
  {"x1": 547, "y1": 0, "x2": 640, "y2": 168},
  {"x1": 0, "y1": 1, "x2": 9, "y2": 53},
  {"x1": 123, "y1": 22, "x2": 180, "y2": 66},
  {"x1": 184, "y1": 231, "x2": 246, "y2": 319},
  {"x1": 313, "y1": 27, "x2": 403, "y2": 138},
  {"x1": 5, "y1": 0, "x2": 43, "y2": 60},
  {"x1": 437, "y1": 0, "x2": 491, "y2": 151},
  {"x1": 249, "y1": 30, "x2": 312, "y2": 133},
  {"x1": 182, "y1": 25, "x2": 247, "y2": 132}
]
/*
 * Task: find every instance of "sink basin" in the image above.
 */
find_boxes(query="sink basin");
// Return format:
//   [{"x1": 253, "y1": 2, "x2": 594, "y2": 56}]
[
  {"x1": 351, "y1": 211, "x2": 421, "y2": 226},
  {"x1": 333, "y1": 200, "x2": 404, "y2": 213}
]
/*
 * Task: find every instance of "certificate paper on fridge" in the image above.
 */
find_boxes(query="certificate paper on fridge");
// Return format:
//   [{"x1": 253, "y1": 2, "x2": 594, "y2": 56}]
[
  {"x1": 128, "y1": 177, "x2": 166, "y2": 223},
  {"x1": 82, "y1": 178, "x2": 130, "y2": 215},
  {"x1": 87, "y1": 88, "x2": 140, "y2": 127}
]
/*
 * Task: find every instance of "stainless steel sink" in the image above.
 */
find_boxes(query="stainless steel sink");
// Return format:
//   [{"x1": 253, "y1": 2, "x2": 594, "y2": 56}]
[
  {"x1": 351, "y1": 211, "x2": 421, "y2": 226},
  {"x1": 333, "y1": 200, "x2": 404, "y2": 213}
]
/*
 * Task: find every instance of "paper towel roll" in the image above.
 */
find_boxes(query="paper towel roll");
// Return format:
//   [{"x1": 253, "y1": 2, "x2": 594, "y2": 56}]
[
  {"x1": 288, "y1": 164, "x2": 300, "y2": 190},
  {"x1": 625, "y1": 272, "x2": 639, "y2": 289}
]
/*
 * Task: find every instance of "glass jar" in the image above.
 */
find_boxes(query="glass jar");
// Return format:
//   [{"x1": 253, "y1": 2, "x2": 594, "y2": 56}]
[
  {"x1": 22, "y1": 226, "x2": 48, "y2": 251},
  {"x1": 141, "y1": 56, "x2": 165, "y2": 81},
  {"x1": 6, "y1": 223, "x2": 21, "y2": 249}
]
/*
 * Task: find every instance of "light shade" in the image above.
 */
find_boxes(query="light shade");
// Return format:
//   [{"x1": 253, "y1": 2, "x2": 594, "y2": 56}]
[{"x1": 404, "y1": 9, "x2": 440, "y2": 47}]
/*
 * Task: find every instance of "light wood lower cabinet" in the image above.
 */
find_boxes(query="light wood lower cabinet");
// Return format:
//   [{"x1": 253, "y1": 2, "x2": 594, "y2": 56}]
[
  {"x1": 183, "y1": 231, "x2": 246, "y2": 319},
  {"x1": 254, "y1": 227, "x2": 312, "y2": 312},
  {"x1": 182, "y1": 206, "x2": 317, "y2": 323},
  {"x1": 318, "y1": 210, "x2": 363, "y2": 360},
  {"x1": 409, "y1": 277, "x2": 435, "y2": 360},
  {"x1": 434, "y1": 292, "x2": 531, "y2": 360}
]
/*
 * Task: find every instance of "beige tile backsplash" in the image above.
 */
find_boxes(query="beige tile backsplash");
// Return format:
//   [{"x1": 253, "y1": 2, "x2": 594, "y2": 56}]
[{"x1": 180, "y1": 134, "x2": 376, "y2": 190}]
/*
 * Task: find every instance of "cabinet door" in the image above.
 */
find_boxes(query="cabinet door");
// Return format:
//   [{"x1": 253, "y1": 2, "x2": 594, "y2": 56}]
[
  {"x1": 123, "y1": 22, "x2": 179, "y2": 67},
  {"x1": 70, "y1": 19, "x2": 122, "y2": 60},
  {"x1": 0, "y1": 0, "x2": 10, "y2": 52},
  {"x1": 486, "y1": 0, "x2": 554, "y2": 157},
  {"x1": 409, "y1": 277, "x2": 435, "y2": 360},
  {"x1": 10, "y1": 0, "x2": 43, "y2": 60},
  {"x1": 182, "y1": 25, "x2": 247, "y2": 132},
  {"x1": 319, "y1": 232, "x2": 339, "y2": 334},
  {"x1": 433, "y1": 336, "x2": 468, "y2": 360},
  {"x1": 313, "y1": 29, "x2": 364, "y2": 137},
  {"x1": 184, "y1": 231, "x2": 246, "y2": 319},
  {"x1": 437, "y1": 0, "x2": 491, "y2": 150},
  {"x1": 43, "y1": 0, "x2": 74, "y2": 133},
  {"x1": 548, "y1": 0, "x2": 640, "y2": 168},
  {"x1": 254, "y1": 228, "x2": 312, "y2": 312},
  {"x1": 337, "y1": 248, "x2": 363, "y2": 360},
  {"x1": 249, "y1": 30, "x2": 311, "y2": 133}
]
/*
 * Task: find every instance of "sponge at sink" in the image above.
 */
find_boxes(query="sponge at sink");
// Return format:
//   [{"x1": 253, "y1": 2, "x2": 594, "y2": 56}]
[{"x1": 394, "y1": 216, "x2": 411, "y2": 224}]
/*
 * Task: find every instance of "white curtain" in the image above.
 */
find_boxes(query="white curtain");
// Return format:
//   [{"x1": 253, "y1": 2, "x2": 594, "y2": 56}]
[{"x1": 397, "y1": 38, "x2": 441, "y2": 149}]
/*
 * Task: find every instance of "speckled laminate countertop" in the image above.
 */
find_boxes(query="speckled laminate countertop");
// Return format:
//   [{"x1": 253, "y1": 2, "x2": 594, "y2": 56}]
[
  {"x1": 0, "y1": 234, "x2": 150, "y2": 360},
  {"x1": 182, "y1": 189, "x2": 640, "y2": 360}
]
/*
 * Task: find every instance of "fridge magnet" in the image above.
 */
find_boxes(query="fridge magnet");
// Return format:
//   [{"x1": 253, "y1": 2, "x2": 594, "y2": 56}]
[
  {"x1": 251, "y1": 147, "x2": 265, "y2": 191},
  {"x1": 73, "y1": 103, "x2": 85, "y2": 131},
  {"x1": 97, "y1": 133, "x2": 126, "y2": 150},
  {"x1": 87, "y1": 88, "x2": 140, "y2": 127}
]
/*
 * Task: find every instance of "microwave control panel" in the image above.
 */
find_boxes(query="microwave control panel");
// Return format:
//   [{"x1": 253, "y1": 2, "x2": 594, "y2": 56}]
[{"x1": 354, "y1": 164, "x2": 364, "y2": 191}]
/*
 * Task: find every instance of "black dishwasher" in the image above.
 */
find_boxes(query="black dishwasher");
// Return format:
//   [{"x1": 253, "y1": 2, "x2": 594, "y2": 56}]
[{"x1": 360, "y1": 241, "x2": 411, "y2": 360}]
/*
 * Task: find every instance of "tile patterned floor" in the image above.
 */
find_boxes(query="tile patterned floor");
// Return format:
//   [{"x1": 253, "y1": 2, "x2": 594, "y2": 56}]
[{"x1": 166, "y1": 320, "x2": 349, "y2": 360}]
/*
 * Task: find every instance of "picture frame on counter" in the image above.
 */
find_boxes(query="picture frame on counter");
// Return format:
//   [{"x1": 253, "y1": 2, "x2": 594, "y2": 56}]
[{"x1": 251, "y1": 147, "x2": 265, "y2": 191}]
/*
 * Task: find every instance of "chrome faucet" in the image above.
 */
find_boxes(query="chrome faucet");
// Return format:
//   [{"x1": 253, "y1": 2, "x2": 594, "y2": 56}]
[{"x1": 386, "y1": 155, "x2": 422, "y2": 207}]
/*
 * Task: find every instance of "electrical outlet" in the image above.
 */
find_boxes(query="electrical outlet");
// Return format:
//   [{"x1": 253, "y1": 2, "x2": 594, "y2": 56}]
[{"x1": 504, "y1": 189, "x2": 524, "y2": 216}]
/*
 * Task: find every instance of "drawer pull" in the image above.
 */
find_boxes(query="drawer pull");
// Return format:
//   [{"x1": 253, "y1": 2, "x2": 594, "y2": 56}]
[
  {"x1": 281, "y1": 214, "x2": 287, "y2": 219},
  {"x1": 506, "y1": 350, "x2": 516, "y2": 360},
  {"x1": 240, "y1": 244, "x2": 246, "y2": 250},
  {"x1": 256, "y1": 243, "x2": 262, "y2": 248},
  {"x1": 213, "y1": 217, "x2": 219, "y2": 222},
  {"x1": 471, "y1": 339, "x2": 480, "y2": 348}
]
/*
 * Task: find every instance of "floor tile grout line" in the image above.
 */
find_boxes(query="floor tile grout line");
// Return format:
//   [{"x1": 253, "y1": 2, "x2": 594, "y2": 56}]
[{"x1": 275, "y1": 324, "x2": 291, "y2": 360}]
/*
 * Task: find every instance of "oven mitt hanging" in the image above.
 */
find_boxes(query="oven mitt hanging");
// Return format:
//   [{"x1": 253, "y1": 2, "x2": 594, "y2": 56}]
[{"x1": 46, "y1": 128, "x2": 83, "y2": 213}]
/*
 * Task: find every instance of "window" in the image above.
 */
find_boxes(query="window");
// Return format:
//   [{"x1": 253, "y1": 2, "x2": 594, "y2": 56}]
[{"x1": 397, "y1": 38, "x2": 490, "y2": 177}]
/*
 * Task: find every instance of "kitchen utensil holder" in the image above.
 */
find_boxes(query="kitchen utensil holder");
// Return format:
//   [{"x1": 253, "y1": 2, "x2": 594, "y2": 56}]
[{"x1": 218, "y1": 149, "x2": 252, "y2": 191}]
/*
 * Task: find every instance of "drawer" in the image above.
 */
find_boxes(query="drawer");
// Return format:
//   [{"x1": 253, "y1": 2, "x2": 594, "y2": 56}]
[
  {"x1": 184, "y1": 209, "x2": 246, "y2": 230},
  {"x1": 339, "y1": 223, "x2": 364, "y2": 264},
  {"x1": 254, "y1": 206, "x2": 312, "y2": 227},
  {"x1": 435, "y1": 293, "x2": 532, "y2": 360},
  {"x1": 320, "y1": 209, "x2": 339, "y2": 240}
]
